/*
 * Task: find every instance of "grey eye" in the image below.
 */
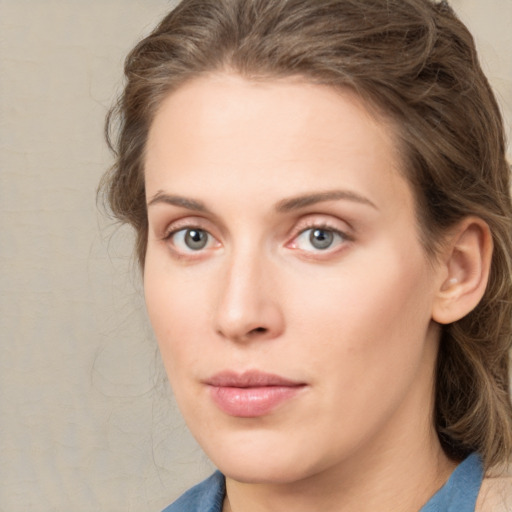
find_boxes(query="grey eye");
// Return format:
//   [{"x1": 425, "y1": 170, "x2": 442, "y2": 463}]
[
  {"x1": 184, "y1": 229, "x2": 209, "y2": 250},
  {"x1": 293, "y1": 226, "x2": 346, "y2": 252},
  {"x1": 309, "y1": 228, "x2": 334, "y2": 249}
]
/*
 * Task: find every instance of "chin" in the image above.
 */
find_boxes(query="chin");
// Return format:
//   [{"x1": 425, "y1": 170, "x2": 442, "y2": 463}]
[
  {"x1": 218, "y1": 458, "x2": 314, "y2": 485},
  {"x1": 200, "y1": 430, "x2": 330, "y2": 485}
]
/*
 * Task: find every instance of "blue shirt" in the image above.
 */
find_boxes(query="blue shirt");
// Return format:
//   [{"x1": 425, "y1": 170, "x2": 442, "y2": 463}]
[{"x1": 162, "y1": 453, "x2": 483, "y2": 512}]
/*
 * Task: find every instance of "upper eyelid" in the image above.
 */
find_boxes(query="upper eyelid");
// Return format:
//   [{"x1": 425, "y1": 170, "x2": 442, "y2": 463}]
[
  {"x1": 296, "y1": 221, "x2": 346, "y2": 233},
  {"x1": 157, "y1": 213, "x2": 352, "y2": 242},
  {"x1": 297, "y1": 225, "x2": 347, "y2": 237},
  {"x1": 291, "y1": 214, "x2": 353, "y2": 237},
  {"x1": 148, "y1": 201, "x2": 225, "y2": 237},
  {"x1": 161, "y1": 217, "x2": 214, "y2": 237}
]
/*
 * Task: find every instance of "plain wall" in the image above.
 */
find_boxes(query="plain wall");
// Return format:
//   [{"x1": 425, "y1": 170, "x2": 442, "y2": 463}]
[{"x1": 0, "y1": 1, "x2": 511, "y2": 511}]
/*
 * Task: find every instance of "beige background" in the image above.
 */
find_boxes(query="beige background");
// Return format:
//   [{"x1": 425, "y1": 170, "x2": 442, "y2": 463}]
[{"x1": 0, "y1": 1, "x2": 511, "y2": 511}]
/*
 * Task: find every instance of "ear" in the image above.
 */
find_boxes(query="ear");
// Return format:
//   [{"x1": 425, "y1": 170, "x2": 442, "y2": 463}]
[{"x1": 432, "y1": 217, "x2": 493, "y2": 325}]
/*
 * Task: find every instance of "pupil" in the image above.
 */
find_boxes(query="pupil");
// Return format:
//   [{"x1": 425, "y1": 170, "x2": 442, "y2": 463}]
[
  {"x1": 185, "y1": 229, "x2": 208, "y2": 250},
  {"x1": 310, "y1": 229, "x2": 333, "y2": 249}
]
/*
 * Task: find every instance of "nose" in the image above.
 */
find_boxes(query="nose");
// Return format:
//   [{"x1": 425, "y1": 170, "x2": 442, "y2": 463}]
[{"x1": 214, "y1": 249, "x2": 285, "y2": 343}]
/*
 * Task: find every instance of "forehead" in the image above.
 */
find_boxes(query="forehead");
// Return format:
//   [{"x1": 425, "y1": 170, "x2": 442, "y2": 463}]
[
  {"x1": 145, "y1": 73, "x2": 412, "y2": 216},
  {"x1": 147, "y1": 74, "x2": 396, "y2": 161}
]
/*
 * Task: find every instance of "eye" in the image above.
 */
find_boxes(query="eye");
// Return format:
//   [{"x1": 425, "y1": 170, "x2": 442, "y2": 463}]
[
  {"x1": 167, "y1": 228, "x2": 216, "y2": 252},
  {"x1": 293, "y1": 226, "x2": 346, "y2": 252}
]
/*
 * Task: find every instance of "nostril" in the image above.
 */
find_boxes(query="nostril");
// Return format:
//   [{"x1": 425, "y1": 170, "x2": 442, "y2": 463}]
[{"x1": 249, "y1": 327, "x2": 268, "y2": 335}]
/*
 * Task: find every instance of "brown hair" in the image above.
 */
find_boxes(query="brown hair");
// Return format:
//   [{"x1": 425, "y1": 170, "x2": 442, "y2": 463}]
[{"x1": 100, "y1": 0, "x2": 512, "y2": 469}]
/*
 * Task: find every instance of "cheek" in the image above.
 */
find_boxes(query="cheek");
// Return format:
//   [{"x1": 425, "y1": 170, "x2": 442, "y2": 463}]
[
  {"x1": 279, "y1": 250, "x2": 437, "y2": 456},
  {"x1": 285, "y1": 242, "x2": 435, "y2": 380},
  {"x1": 143, "y1": 257, "x2": 207, "y2": 375}
]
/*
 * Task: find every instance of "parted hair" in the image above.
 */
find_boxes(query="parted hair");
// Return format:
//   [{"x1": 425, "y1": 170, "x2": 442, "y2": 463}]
[{"x1": 100, "y1": 0, "x2": 512, "y2": 469}]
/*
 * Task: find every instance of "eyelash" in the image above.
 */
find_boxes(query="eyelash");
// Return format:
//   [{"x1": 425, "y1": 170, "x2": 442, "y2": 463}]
[
  {"x1": 161, "y1": 220, "x2": 351, "y2": 257},
  {"x1": 162, "y1": 219, "x2": 218, "y2": 258},
  {"x1": 289, "y1": 222, "x2": 350, "y2": 253}
]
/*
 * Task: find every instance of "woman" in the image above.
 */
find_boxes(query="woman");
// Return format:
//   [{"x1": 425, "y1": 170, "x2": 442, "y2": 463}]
[{"x1": 100, "y1": 0, "x2": 512, "y2": 510}]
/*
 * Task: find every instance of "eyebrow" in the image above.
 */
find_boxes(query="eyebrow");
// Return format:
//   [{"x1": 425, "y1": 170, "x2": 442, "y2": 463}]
[
  {"x1": 147, "y1": 192, "x2": 210, "y2": 212},
  {"x1": 147, "y1": 189, "x2": 378, "y2": 213},
  {"x1": 275, "y1": 190, "x2": 378, "y2": 212}
]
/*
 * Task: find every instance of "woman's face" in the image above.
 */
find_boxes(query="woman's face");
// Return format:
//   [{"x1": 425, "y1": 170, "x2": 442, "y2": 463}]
[{"x1": 144, "y1": 74, "x2": 443, "y2": 484}]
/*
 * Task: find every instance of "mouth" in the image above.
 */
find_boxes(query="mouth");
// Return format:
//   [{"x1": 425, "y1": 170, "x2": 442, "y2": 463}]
[{"x1": 204, "y1": 370, "x2": 307, "y2": 418}]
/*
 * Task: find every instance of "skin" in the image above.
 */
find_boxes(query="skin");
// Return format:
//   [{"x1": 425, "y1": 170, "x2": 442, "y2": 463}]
[{"x1": 144, "y1": 74, "x2": 459, "y2": 512}]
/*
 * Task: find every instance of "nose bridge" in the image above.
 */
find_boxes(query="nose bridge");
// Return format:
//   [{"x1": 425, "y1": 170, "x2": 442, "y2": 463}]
[{"x1": 214, "y1": 240, "x2": 283, "y2": 341}]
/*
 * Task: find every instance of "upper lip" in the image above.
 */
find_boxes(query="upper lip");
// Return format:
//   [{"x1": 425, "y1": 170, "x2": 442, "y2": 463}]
[{"x1": 204, "y1": 370, "x2": 305, "y2": 388}]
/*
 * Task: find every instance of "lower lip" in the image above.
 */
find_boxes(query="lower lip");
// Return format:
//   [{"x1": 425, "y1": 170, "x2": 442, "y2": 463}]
[{"x1": 208, "y1": 385, "x2": 304, "y2": 417}]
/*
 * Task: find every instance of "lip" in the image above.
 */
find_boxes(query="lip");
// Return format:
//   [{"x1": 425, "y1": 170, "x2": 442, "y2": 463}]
[{"x1": 204, "y1": 370, "x2": 306, "y2": 418}]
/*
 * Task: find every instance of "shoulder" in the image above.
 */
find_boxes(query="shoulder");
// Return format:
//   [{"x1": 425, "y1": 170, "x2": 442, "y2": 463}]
[
  {"x1": 476, "y1": 463, "x2": 512, "y2": 512},
  {"x1": 161, "y1": 471, "x2": 226, "y2": 512}
]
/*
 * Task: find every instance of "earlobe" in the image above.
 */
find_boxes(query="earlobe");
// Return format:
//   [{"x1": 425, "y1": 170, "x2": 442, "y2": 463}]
[{"x1": 432, "y1": 217, "x2": 493, "y2": 325}]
